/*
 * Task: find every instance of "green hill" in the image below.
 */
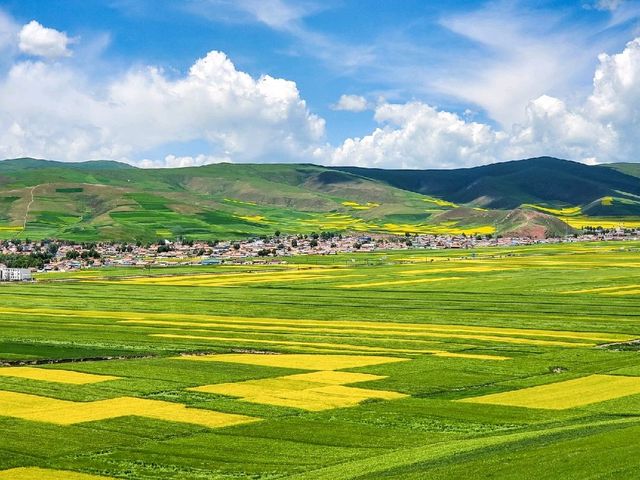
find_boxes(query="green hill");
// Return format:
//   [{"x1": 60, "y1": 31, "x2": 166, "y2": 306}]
[
  {"x1": 334, "y1": 157, "x2": 640, "y2": 230},
  {"x1": 334, "y1": 157, "x2": 640, "y2": 209},
  {"x1": 0, "y1": 158, "x2": 582, "y2": 241}
]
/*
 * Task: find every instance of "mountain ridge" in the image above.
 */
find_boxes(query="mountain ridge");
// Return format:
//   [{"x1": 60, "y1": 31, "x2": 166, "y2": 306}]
[{"x1": 0, "y1": 156, "x2": 637, "y2": 241}]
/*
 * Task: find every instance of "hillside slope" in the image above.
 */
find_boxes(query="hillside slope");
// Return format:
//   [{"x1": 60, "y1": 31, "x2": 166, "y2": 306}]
[
  {"x1": 0, "y1": 158, "x2": 577, "y2": 241},
  {"x1": 334, "y1": 157, "x2": 640, "y2": 210}
]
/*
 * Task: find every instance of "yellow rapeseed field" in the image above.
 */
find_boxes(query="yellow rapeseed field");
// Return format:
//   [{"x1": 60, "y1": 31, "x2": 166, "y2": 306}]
[
  {"x1": 167, "y1": 335, "x2": 512, "y2": 358},
  {"x1": 339, "y1": 276, "x2": 464, "y2": 288},
  {"x1": 521, "y1": 204, "x2": 582, "y2": 216},
  {"x1": 397, "y1": 266, "x2": 518, "y2": 275},
  {"x1": 0, "y1": 367, "x2": 119, "y2": 384},
  {"x1": 284, "y1": 371, "x2": 386, "y2": 384},
  {"x1": 190, "y1": 366, "x2": 406, "y2": 411},
  {"x1": 341, "y1": 201, "x2": 380, "y2": 210},
  {"x1": 0, "y1": 391, "x2": 257, "y2": 428},
  {"x1": 0, "y1": 467, "x2": 114, "y2": 480},
  {"x1": 178, "y1": 353, "x2": 407, "y2": 370},
  {"x1": 117, "y1": 268, "x2": 360, "y2": 287},
  {"x1": 458, "y1": 374, "x2": 640, "y2": 410},
  {"x1": 0, "y1": 306, "x2": 628, "y2": 342},
  {"x1": 134, "y1": 318, "x2": 593, "y2": 347},
  {"x1": 236, "y1": 215, "x2": 267, "y2": 222},
  {"x1": 559, "y1": 216, "x2": 640, "y2": 229},
  {"x1": 1, "y1": 305, "x2": 630, "y2": 348}
]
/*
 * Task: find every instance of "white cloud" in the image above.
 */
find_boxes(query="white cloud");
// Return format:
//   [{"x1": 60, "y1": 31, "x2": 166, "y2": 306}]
[
  {"x1": 3, "y1": 9, "x2": 640, "y2": 171},
  {"x1": 437, "y1": 5, "x2": 611, "y2": 128},
  {"x1": 331, "y1": 94, "x2": 368, "y2": 112},
  {"x1": 328, "y1": 102, "x2": 507, "y2": 168},
  {"x1": 328, "y1": 36, "x2": 640, "y2": 168},
  {"x1": 0, "y1": 51, "x2": 324, "y2": 164},
  {"x1": 18, "y1": 20, "x2": 72, "y2": 58},
  {"x1": 139, "y1": 154, "x2": 232, "y2": 168}
]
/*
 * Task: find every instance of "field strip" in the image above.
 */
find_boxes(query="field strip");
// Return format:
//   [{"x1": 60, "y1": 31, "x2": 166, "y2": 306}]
[
  {"x1": 3, "y1": 320, "x2": 624, "y2": 347},
  {"x1": 0, "y1": 367, "x2": 119, "y2": 384},
  {"x1": 339, "y1": 277, "x2": 464, "y2": 288},
  {"x1": 122, "y1": 320, "x2": 595, "y2": 347},
  {"x1": 0, "y1": 391, "x2": 257, "y2": 428},
  {"x1": 188, "y1": 362, "x2": 408, "y2": 411},
  {"x1": 177, "y1": 353, "x2": 408, "y2": 370},
  {"x1": 0, "y1": 467, "x2": 114, "y2": 479},
  {"x1": 283, "y1": 417, "x2": 640, "y2": 480},
  {"x1": 109, "y1": 274, "x2": 345, "y2": 286},
  {"x1": 563, "y1": 284, "x2": 640, "y2": 294},
  {"x1": 605, "y1": 289, "x2": 640, "y2": 296},
  {"x1": 457, "y1": 374, "x2": 640, "y2": 409},
  {"x1": 397, "y1": 266, "x2": 520, "y2": 275},
  {"x1": 0, "y1": 306, "x2": 632, "y2": 343},
  {"x1": 192, "y1": 382, "x2": 406, "y2": 411},
  {"x1": 124, "y1": 268, "x2": 344, "y2": 282},
  {"x1": 116, "y1": 269, "x2": 360, "y2": 286},
  {"x1": 162, "y1": 335, "x2": 510, "y2": 359}
]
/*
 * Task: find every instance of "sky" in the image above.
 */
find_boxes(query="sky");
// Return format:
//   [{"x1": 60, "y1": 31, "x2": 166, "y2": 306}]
[{"x1": 1, "y1": 0, "x2": 640, "y2": 168}]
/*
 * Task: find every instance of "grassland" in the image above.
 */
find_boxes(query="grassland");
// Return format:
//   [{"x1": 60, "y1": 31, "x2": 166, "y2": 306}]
[{"x1": 2, "y1": 241, "x2": 640, "y2": 478}]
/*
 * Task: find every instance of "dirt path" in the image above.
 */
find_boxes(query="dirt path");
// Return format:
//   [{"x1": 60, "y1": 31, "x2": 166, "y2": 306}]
[{"x1": 22, "y1": 185, "x2": 38, "y2": 230}]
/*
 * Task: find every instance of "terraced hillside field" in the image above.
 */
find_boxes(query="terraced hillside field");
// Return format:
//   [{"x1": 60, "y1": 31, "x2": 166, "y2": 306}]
[{"x1": 2, "y1": 242, "x2": 640, "y2": 478}]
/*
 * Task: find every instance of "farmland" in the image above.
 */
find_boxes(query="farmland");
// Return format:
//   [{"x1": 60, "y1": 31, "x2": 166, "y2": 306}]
[{"x1": 2, "y1": 241, "x2": 640, "y2": 478}]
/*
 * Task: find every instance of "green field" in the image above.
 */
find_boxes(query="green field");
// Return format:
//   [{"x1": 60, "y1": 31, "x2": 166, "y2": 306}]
[{"x1": 2, "y1": 242, "x2": 640, "y2": 478}]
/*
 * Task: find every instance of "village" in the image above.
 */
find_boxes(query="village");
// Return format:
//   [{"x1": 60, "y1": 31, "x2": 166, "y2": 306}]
[{"x1": 0, "y1": 226, "x2": 639, "y2": 280}]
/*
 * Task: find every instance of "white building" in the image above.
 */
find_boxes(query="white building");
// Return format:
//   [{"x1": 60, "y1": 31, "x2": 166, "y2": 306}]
[{"x1": 0, "y1": 267, "x2": 32, "y2": 282}]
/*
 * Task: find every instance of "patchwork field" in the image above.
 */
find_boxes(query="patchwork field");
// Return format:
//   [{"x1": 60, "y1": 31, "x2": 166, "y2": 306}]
[{"x1": 2, "y1": 241, "x2": 640, "y2": 478}]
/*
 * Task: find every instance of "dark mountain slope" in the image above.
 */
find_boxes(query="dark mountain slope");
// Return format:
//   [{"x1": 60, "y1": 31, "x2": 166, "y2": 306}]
[{"x1": 334, "y1": 157, "x2": 640, "y2": 208}]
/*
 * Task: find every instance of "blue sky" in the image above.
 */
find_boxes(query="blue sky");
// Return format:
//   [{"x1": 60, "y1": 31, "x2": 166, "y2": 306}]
[{"x1": 1, "y1": 0, "x2": 640, "y2": 167}]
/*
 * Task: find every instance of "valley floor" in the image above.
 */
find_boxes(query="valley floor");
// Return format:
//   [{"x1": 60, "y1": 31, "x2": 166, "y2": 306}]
[{"x1": 1, "y1": 242, "x2": 640, "y2": 478}]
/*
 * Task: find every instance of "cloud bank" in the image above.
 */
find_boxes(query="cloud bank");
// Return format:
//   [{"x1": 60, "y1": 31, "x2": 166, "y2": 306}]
[
  {"x1": 327, "y1": 37, "x2": 640, "y2": 168},
  {"x1": 3, "y1": 15, "x2": 640, "y2": 169},
  {"x1": 0, "y1": 47, "x2": 324, "y2": 164}
]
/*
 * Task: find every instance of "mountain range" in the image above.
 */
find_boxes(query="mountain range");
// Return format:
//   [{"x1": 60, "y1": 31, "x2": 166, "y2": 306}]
[{"x1": 0, "y1": 156, "x2": 638, "y2": 241}]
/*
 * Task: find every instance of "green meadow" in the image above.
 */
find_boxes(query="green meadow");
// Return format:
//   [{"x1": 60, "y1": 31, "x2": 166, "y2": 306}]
[{"x1": 1, "y1": 242, "x2": 640, "y2": 478}]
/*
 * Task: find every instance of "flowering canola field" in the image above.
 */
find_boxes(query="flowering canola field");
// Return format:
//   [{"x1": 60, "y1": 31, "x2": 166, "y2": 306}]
[{"x1": 1, "y1": 242, "x2": 640, "y2": 478}]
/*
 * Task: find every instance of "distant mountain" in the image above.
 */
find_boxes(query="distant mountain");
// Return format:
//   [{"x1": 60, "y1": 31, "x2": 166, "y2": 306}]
[
  {"x1": 1, "y1": 156, "x2": 637, "y2": 241},
  {"x1": 334, "y1": 157, "x2": 640, "y2": 210}
]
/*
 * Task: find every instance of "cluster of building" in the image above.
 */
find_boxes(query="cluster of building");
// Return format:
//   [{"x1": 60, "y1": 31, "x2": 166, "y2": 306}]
[{"x1": 0, "y1": 227, "x2": 639, "y2": 276}]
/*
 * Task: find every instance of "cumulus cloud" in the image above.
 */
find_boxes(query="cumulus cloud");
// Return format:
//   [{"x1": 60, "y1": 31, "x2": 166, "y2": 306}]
[
  {"x1": 0, "y1": 50, "x2": 324, "y2": 164},
  {"x1": 328, "y1": 102, "x2": 506, "y2": 168},
  {"x1": 328, "y1": 37, "x2": 640, "y2": 168},
  {"x1": 140, "y1": 154, "x2": 232, "y2": 168},
  {"x1": 332, "y1": 94, "x2": 368, "y2": 112},
  {"x1": 18, "y1": 20, "x2": 72, "y2": 58},
  {"x1": 3, "y1": 13, "x2": 640, "y2": 170}
]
